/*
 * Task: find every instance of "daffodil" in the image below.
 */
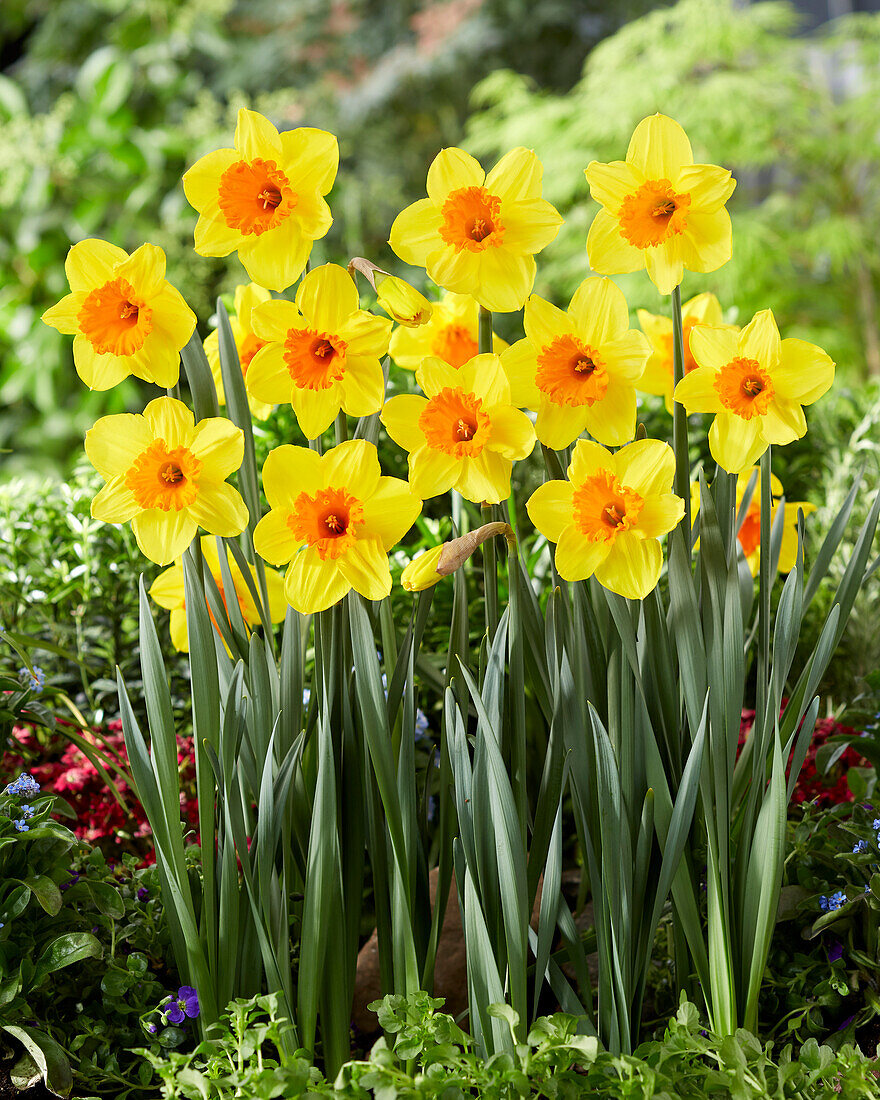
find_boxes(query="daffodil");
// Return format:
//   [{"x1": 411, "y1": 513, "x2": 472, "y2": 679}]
[
  {"x1": 381, "y1": 353, "x2": 535, "y2": 503},
  {"x1": 389, "y1": 291, "x2": 507, "y2": 371},
  {"x1": 585, "y1": 114, "x2": 736, "y2": 295},
  {"x1": 149, "y1": 536, "x2": 287, "y2": 651},
  {"x1": 527, "y1": 438, "x2": 684, "y2": 599},
  {"x1": 502, "y1": 277, "x2": 650, "y2": 449},
  {"x1": 691, "y1": 470, "x2": 815, "y2": 577},
  {"x1": 41, "y1": 240, "x2": 196, "y2": 390},
  {"x1": 673, "y1": 309, "x2": 834, "y2": 474},
  {"x1": 245, "y1": 264, "x2": 391, "y2": 440},
  {"x1": 637, "y1": 292, "x2": 737, "y2": 411},
  {"x1": 203, "y1": 282, "x2": 274, "y2": 419},
  {"x1": 85, "y1": 396, "x2": 249, "y2": 565},
  {"x1": 375, "y1": 275, "x2": 433, "y2": 327},
  {"x1": 389, "y1": 148, "x2": 563, "y2": 313},
  {"x1": 253, "y1": 439, "x2": 420, "y2": 614},
  {"x1": 183, "y1": 108, "x2": 338, "y2": 291},
  {"x1": 400, "y1": 521, "x2": 514, "y2": 591}
]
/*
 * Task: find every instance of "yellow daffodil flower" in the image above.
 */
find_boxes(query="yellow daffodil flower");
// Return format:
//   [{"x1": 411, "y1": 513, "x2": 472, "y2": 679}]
[
  {"x1": 585, "y1": 114, "x2": 736, "y2": 295},
  {"x1": 41, "y1": 240, "x2": 195, "y2": 390},
  {"x1": 183, "y1": 108, "x2": 338, "y2": 291},
  {"x1": 253, "y1": 439, "x2": 420, "y2": 614},
  {"x1": 690, "y1": 470, "x2": 815, "y2": 577},
  {"x1": 637, "y1": 292, "x2": 737, "y2": 411},
  {"x1": 401, "y1": 545, "x2": 446, "y2": 592},
  {"x1": 85, "y1": 396, "x2": 249, "y2": 565},
  {"x1": 502, "y1": 277, "x2": 650, "y2": 450},
  {"x1": 149, "y1": 536, "x2": 287, "y2": 651},
  {"x1": 204, "y1": 282, "x2": 274, "y2": 419},
  {"x1": 245, "y1": 264, "x2": 391, "y2": 440},
  {"x1": 673, "y1": 309, "x2": 834, "y2": 474},
  {"x1": 389, "y1": 291, "x2": 507, "y2": 371},
  {"x1": 527, "y1": 438, "x2": 684, "y2": 599},
  {"x1": 375, "y1": 275, "x2": 433, "y2": 327},
  {"x1": 389, "y1": 147, "x2": 563, "y2": 313},
  {"x1": 381, "y1": 353, "x2": 535, "y2": 503}
]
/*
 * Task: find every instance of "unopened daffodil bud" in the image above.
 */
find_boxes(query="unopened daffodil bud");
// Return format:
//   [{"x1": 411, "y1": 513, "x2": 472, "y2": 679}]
[
  {"x1": 376, "y1": 274, "x2": 433, "y2": 328},
  {"x1": 401, "y1": 522, "x2": 515, "y2": 592}
]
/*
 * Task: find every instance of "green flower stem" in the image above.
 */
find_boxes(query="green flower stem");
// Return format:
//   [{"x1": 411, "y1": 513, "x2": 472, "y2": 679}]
[
  {"x1": 671, "y1": 285, "x2": 691, "y2": 535},
  {"x1": 479, "y1": 307, "x2": 499, "y2": 640},
  {"x1": 335, "y1": 411, "x2": 348, "y2": 445},
  {"x1": 757, "y1": 448, "x2": 772, "y2": 719}
]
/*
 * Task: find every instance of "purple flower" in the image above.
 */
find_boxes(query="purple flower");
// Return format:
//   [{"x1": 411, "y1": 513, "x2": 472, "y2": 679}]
[
  {"x1": 137, "y1": 887, "x2": 149, "y2": 901},
  {"x1": 826, "y1": 940, "x2": 844, "y2": 963},
  {"x1": 147, "y1": 1023, "x2": 157, "y2": 1034},
  {"x1": 165, "y1": 986, "x2": 199, "y2": 1024},
  {"x1": 836, "y1": 1013, "x2": 856, "y2": 1032}
]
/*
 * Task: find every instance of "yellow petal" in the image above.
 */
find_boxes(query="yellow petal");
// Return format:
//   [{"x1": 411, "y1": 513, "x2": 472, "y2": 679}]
[
  {"x1": 568, "y1": 438, "x2": 613, "y2": 485},
  {"x1": 91, "y1": 476, "x2": 139, "y2": 523},
  {"x1": 584, "y1": 160, "x2": 642, "y2": 211},
  {"x1": 524, "y1": 295, "x2": 571, "y2": 350},
  {"x1": 454, "y1": 450, "x2": 511, "y2": 504},
  {"x1": 296, "y1": 264, "x2": 359, "y2": 332},
  {"x1": 485, "y1": 147, "x2": 543, "y2": 203},
  {"x1": 554, "y1": 526, "x2": 611, "y2": 582},
  {"x1": 587, "y1": 208, "x2": 644, "y2": 276},
  {"x1": 409, "y1": 445, "x2": 459, "y2": 499},
  {"x1": 170, "y1": 609, "x2": 190, "y2": 653},
  {"x1": 474, "y1": 250, "x2": 535, "y2": 313},
  {"x1": 42, "y1": 292, "x2": 87, "y2": 334},
  {"x1": 458, "y1": 353, "x2": 510, "y2": 407},
  {"x1": 234, "y1": 107, "x2": 282, "y2": 160},
  {"x1": 128, "y1": 332, "x2": 182, "y2": 389},
  {"x1": 526, "y1": 480, "x2": 574, "y2": 543},
  {"x1": 183, "y1": 148, "x2": 237, "y2": 213},
  {"x1": 279, "y1": 127, "x2": 339, "y2": 194},
  {"x1": 143, "y1": 397, "x2": 194, "y2": 449},
  {"x1": 761, "y1": 399, "x2": 806, "y2": 445},
  {"x1": 708, "y1": 411, "x2": 767, "y2": 475},
  {"x1": 689, "y1": 324, "x2": 739, "y2": 372},
  {"x1": 236, "y1": 282, "x2": 271, "y2": 330},
  {"x1": 193, "y1": 212, "x2": 242, "y2": 257},
  {"x1": 381, "y1": 394, "x2": 430, "y2": 453},
  {"x1": 501, "y1": 198, "x2": 563, "y2": 254},
  {"x1": 291, "y1": 384, "x2": 340, "y2": 440},
  {"x1": 288, "y1": 189, "x2": 333, "y2": 241},
  {"x1": 582, "y1": 376, "x2": 637, "y2": 447},
  {"x1": 341, "y1": 312, "x2": 393, "y2": 358},
  {"x1": 500, "y1": 339, "x2": 541, "y2": 408},
  {"x1": 85, "y1": 413, "x2": 154, "y2": 479},
  {"x1": 644, "y1": 241, "x2": 684, "y2": 296},
  {"x1": 416, "y1": 356, "x2": 462, "y2": 397},
  {"x1": 237, "y1": 219, "x2": 313, "y2": 292},
  {"x1": 65, "y1": 239, "x2": 128, "y2": 292},
  {"x1": 673, "y1": 364, "x2": 722, "y2": 414},
  {"x1": 72, "y1": 337, "x2": 130, "y2": 390},
  {"x1": 116, "y1": 243, "x2": 167, "y2": 298},
  {"x1": 362, "y1": 477, "x2": 421, "y2": 549},
  {"x1": 131, "y1": 510, "x2": 198, "y2": 566},
  {"x1": 339, "y1": 358, "x2": 386, "y2": 419},
  {"x1": 254, "y1": 508, "x2": 300, "y2": 565},
  {"x1": 676, "y1": 164, "x2": 736, "y2": 212},
  {"x1": 740, "y1": 309, "x2": 781, "y2": 370},
  {"x1": 595, "y1": 531, "x2": 662, "y2": 600},
  {"x1": 284, "y1": 547, "x2": 350, "y2": 614},
  {"x1": 626, "y1": 114, "x2": 693, "y2": 179},
  {"x1": 390, "y1": 199, "x2": 444, "y2": 267},
  {"x1": 427, "y1": 244, "x2": 478, "y2": 299},
  {"x1": 250, "y1": 299, "x2": 303, "y2": 342},
  {"x1": 262, "y1": 445, "x2": 322, "y2": 509},
  {"x1": 150, "y1": 565, "x2": 185, "y2": 611},
  {"x1": 150, "y1": 285, "x2": 197, "y2": 349},
  {"x1": 323, "y1": 439, "x2": 381, "y2": 499},
  {"x1": 635, "y1": 494, "x2": 685, "y2": 538},
  {"x1": 569, "y1": 277, "x2": 629, "y2": 346},
  {"x1": 775, "y1": 339, "x2": 835, "y2": 404},
  {"x1": 263, "y1": 567, "x2": 289, "y2": 622},
  {"x1": 188, "y1": 482, "x2": 250, "y2": 537},
  {"x1": 601, "y1": 332, "x2": 651, "y2": 384},
  {"x1": 613, "y1": 438, "x2": 676, "y2": 497},
  {"x1": 485, "y1": 406, "x2": 535, "y2": 460},
  {"x1": 426, "y1": 148, "x2": 484, "y2": 206},
  {"x1": 190, "y1": 418, "x2": 245, "y2": 481},
  {"x1": 678, "y1": 208, "x2": 732, "y2": 275},
  {"x1": 338, "y1": 538, "x2": 393, "y2": 600},
  {"x1": 535, "y1": 399, "x2": 588, "y2": 451},
  {"x1": 246, "y1": 345, "x2": 293, "y2": 405}
]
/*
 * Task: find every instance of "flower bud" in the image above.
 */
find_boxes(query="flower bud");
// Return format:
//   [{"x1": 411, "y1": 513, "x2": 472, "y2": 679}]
[
  {"x1": 376, "y1": 275, "x2": 433, "y2": 328},
  {"x1": 401, "y1": 522, "x2": 515, "y2": 592},
  {"x1": 401, "y1": 544, "x2": 445, "y2": 592}
]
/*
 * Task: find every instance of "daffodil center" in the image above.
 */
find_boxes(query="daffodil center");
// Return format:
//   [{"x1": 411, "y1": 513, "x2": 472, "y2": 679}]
[
  {"x1": 439, "y1": 186, "x2": 505, "y2": 253},
  {"x1": 288, "y1": 486, "x2": 364, "y2": 560},
  {"x1": 618, "y1": 179, "x2": 691, "y2": 249},
  {"x1": 714, "y1": 356, "x2": 774, "y2": 420},
  {"x1": 78, "y1": 277, "x2": 154, "y2": 356},
  {"x1": 124, "y1": 439, "x2": 202, "y2": 512},
  {"x1": 536, "y1": 334, "x2": 608, "y2": 408},
  {"x1": 282, "y1": 328, "x2": 348, "y2": 390},
  {"x1": 217, "y1": 157, "x2": 298, "y2": 236},
  {"x1": 419, "y1": 386, "x2": 491, "y2": 457},
  {"x1": 431, "y1": 322, "x2": 478, "y2": 368},
  {"x1": 573, "y1": 469, "x2": 644, "y2": 543}
]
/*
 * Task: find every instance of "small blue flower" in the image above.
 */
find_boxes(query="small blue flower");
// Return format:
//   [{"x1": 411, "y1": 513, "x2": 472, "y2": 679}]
[
  {"x1": 12, "y1": 820, "x2": 29, "y2": 833},
  {"x1": 819, "y1": 891, "x2": 847, "y2": 912},
  {"x1": 873, "y1": 818, "x2": 880, "y2": 833},
  {"x1": 853, "y1": 840, "x2": 869, "y2": 854},
  {"x1": 20, "y1": 666, "x2": 45, "y2": 693},
  {"x1": 20, "y1": 805, "x2": 34, "y2": 819},
  {"x1": 4, "y1": 773, "x2": 40, "y2": 799}
]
